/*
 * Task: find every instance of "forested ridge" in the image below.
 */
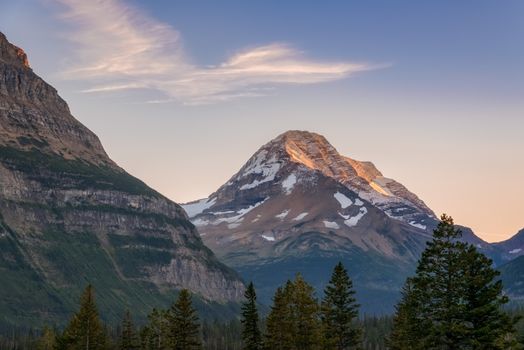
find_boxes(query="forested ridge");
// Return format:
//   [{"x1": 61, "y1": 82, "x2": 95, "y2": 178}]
[{"x1": 1, "y1": 215, "x2": 523, "y2": 350}]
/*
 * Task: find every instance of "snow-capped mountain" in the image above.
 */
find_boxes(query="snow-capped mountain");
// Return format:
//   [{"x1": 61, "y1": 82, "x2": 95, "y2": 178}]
[
  {"x1": 185, "y1": 130, "x2": 436, "y2": 231},
  {"x1": 182, "y1": 130, "x2": 521, "y2": 312},
  {"x1": 182, "y1": 130, "x2": 446, "y2": 313}
]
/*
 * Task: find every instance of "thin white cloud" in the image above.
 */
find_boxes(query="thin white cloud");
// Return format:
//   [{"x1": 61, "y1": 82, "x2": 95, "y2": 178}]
[{"x1": 52, "y1": 0, "x2": 378, "y2": 104}]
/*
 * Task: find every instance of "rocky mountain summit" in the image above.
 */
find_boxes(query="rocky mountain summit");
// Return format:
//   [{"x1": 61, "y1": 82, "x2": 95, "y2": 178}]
[
  {"x1": 183, "y1": 130, "x2": 444, "y2": 312},
  {"x1": 0, "y1": 33, "x2": 244, "y2": 327},
  {"x1": 183, "y1": 130, "x2": 505, "y2": 312}
]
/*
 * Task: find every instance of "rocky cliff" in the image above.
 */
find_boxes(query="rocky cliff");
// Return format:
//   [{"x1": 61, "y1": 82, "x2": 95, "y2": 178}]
[{"x1": 0, "y1": 32, "x2": 244, "y2": 328}]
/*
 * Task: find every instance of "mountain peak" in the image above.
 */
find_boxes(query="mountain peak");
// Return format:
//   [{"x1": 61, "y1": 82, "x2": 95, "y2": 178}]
[
  {"x1": 0, "y1": 32, "x2": 30, "y2": 69},
  {"x1": 276, "y1": 129, "x2": 329, "y2": 144},
  {"x1": 204, "y1": 130, "x2": 435, "y2": 228},
  {"x1": 268, "y1": 130, "x2": 346, "y2": 172},
  {"x1": 0, "y1": 32, "x2": 116, "y2": 167},
  {"x1": 270, "y1": 131, "x2": 381, "y2": 181}
]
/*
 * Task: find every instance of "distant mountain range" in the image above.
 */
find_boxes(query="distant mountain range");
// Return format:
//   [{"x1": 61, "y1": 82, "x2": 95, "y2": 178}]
[
  {"x1": 0, "y1": 32, "x2": 244, "y2": 328},
  {"x1": 183, "y1": 130, "x2": 523, "y2": 313},
  {"x1": 500, "y1": 254, "x2": 524, "y2": 302}
]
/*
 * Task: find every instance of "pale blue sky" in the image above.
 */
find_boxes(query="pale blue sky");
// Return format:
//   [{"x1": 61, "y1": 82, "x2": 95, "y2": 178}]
[{"x1": 1, "y1": 0, "x2": 523, "y2": 241}]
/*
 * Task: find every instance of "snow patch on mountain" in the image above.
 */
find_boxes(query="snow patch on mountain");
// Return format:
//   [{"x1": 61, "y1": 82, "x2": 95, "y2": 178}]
[
  {"x1": 338, "y1": 212, "x2": 350, "y2": 220},
  {"x1": 282, "y1": 173, "x2": 297, "y2": 195},
  {"x1": 239, "y1": 151, "x2": 281, "y2": 190},
  {"x1": 261, "y1": 234, "x2": 275, "y2": 241},
  {"x1": 192, "y1": 218, "x2": 210, "y2": 227},
  {"x1": 334, "y1": 192, "x2": 353, "y2": 209},
  {"x1": 354, "y1": 198, "x2": 364, "y2": 206},
  {"x1": 276, "y1": 210, "x2": 290, "y2": 219},
  {"x1": 182, "y1": 197, "x2": 216, "y2": 218},
  {"x1": 343, "y1": 207, "x2": 368, "y2": 227},
  {"x1": 323, "y1": 220, "x2": 340, "y2": 229},
  {"x1": 194, "y1": 198, "x2": 269, "y2": 229},
  {"x1": 293, "y1": 212, "x2": 309, "y2": 221},
  {"x1": 409, "y1": 221, "x2": 427, "y2": 230}
]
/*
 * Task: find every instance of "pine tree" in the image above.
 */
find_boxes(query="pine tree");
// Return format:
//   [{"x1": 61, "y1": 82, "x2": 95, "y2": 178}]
[
  {"x1": 264, "y1": 285, "x2": 294, "y2": 350},
  {"x1": 120, "y1": 310, "x2": 139, "y2": 350},
  {"x1": 388, "y1": 279, "x2": 426, "y2": 350},
  {"x1": 390, "y1": 214, "x2": 519, "y2": 349},
  {"x1": 241, "y1": 282, "x2": 262, "y2": 350},
  {"x1": 289, "y1": 274, "x2": 322, "y2": 350},
  {"x1": 36, "y1": 326, "x2": 56, "y2": 350},
  {"x1": 140, "y1": 308, "x2": 169, "y2": 350},
  {"x1": 462, "y1": 244, "x2": 520, "y2": 349},
  {"x1": 264, "y1": 275, "x2": 322, "y2": 350},
  {"x1": 321, "y1": 262, "x2": 361, "y2": 350},
  {"x1": 167, "y1": 289, "x2": 201, "y2": 350},
  {"x1": 56, "y1": 284, "x2": 110, "y2": 350}
]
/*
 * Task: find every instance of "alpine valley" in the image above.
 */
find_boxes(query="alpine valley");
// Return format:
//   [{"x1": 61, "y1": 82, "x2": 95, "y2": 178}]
[
  {"x1": 183, "y1": 130, "x2": 524, "y2": 314},
  {"x1": 0, "y1": 32, "x2": 245, "y2": 329},
  {"x1": 0, "y1": 30, "x2": 522, "y2": 329}
]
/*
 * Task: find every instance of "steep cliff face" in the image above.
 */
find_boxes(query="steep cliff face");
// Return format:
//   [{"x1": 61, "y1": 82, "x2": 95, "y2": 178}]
[{"x1": 0, "y1": 33, "x2": 244, "y2": 327}]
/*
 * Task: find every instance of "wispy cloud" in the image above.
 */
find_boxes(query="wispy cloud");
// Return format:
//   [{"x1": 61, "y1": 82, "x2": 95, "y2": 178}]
[{"x1": 53, "y1": 0, "x2": 378, "y2": 104}]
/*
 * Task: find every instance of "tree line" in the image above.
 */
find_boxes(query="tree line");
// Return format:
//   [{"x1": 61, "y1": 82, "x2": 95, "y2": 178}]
[{"x1": 3, "y1": 214, "x2": 524, "y2": 349}]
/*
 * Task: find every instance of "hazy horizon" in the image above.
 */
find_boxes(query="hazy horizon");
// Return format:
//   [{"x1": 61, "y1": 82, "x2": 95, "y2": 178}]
[{"x1": 1, "y1": 0, "x2": 522, "y2": 242}]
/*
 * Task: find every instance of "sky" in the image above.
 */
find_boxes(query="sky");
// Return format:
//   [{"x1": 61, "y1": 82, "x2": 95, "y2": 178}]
[{"x1": 1, "y1": 0, "x2": 523, "y2": 242}]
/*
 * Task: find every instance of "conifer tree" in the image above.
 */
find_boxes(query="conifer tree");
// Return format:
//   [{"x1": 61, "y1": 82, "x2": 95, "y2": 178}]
[
  {"x1": 264, "y1": 275, "x2": 322, "y2": 350},
  {"x1": 36, "y1": 326, "x2": 56, "y2": 350},
  {"x1": 264, "y1": 285, "x2": 294, "y2": 350},
  {"x1": 321, "y1": 262, "x2": 361, "y2": 350},
  {"x1": 388, "y1": 279, "x2": 425, "y2": 350},
  {"x1": 241, "y1": 282, "x2": 262, "y2": 350},
  {"x1": 167, "y1": 289, "x2": 201, "y2": 350},
  {"x1": 140, "y1": 308, "x2": 169, "y2": 350},
  {"x1": 289, "y1": 274, "x2": 322, "y2": 349},
  {"x1": 120, "y1": 310, "x2": 139, "y2": 350},
  {"x1": 390, "y1": 214, "x2": 518, "y2": 349},
  {"x1": 462, "y1": 244, "x2": 520, "y2": 349},
  {"x1": 56, "y1": 284, "x2": 110, "y2": 350}
]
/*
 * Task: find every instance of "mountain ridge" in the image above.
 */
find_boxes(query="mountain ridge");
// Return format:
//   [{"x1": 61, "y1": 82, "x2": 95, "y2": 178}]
[{"x1": 0, "y1": 32, "x2": 244, "y2": 328}]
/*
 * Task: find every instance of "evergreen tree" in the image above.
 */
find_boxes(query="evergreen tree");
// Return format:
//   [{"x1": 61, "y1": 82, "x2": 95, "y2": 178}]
[
  {"x1": 462, "y1": 244, "x2": 520, "y2": 349},
  {"x1": 390, "y1": 214, "x2": 518, "y2": 349},
  {"x1": 289, "y1": 274, "x2": 322, "y2": 350},
  {"x1": 241, "y1": 282, "x2": 262, "y2": 350},
  {"x1": 140, "y1": 308, "x2": 169, "y2": 350},
  {"x1": 56, "y1": 284, "x2": 110, "y2": 350},
  {"x1": 120, "y1": 310, "x2": 139, "y2": 350},
  {"x1": 36, "y1": 326, "x2": 56, "y2": 350},
  {"x1": 264, "y1": 275, "x2": 322, "y2": 350},
  {"x1": 167, "y1": 289, "x2": 201, "y2": 350},
  {"x1": 264, "y1": 285, "x2": 294, "y2": 350},
  {"x1": 388, "y1": 279, "x2": 426, "y2": 350},
  {"x1": 321, "y1": 262, "x2": 361, "y2": 350}
]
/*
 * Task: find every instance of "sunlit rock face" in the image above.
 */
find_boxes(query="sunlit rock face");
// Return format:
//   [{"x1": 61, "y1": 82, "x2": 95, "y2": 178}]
[{"x1": 0, "y1": 32, "x2": 244, "y2": 328}]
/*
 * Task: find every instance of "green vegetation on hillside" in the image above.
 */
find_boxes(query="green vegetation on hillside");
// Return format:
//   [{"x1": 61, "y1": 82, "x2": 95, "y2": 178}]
[
  {"x1": 0, "y1": 146, "x2": 158, "y2": 196},
  {"x1": 1, "y1": 215, "x2": 523, "y2": 350}
]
